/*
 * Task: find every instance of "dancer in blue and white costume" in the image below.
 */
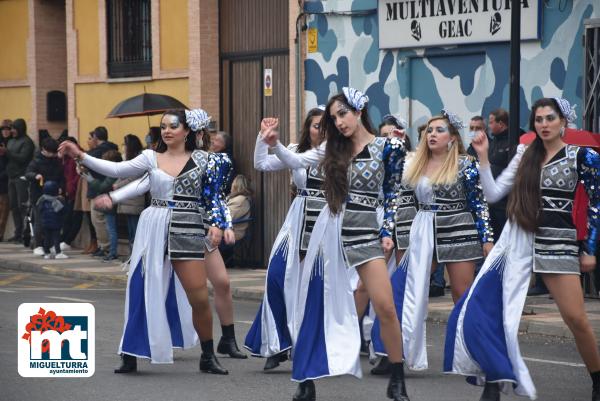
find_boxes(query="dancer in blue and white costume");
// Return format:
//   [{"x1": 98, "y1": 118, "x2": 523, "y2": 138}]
[
  {"x1": 444, "y1": 98, "x2": 600, "y2": 401},
  {"x1": 372, "y1": 111, "x2": 494, "y2": 372},
  {"x1": 263, "y1": 88, "x2": 410, "y2": 401},
  {"x1": 244, "y1": 107, "x2": 326, "y2": 371},
  {"x1": 362, "y1": 114, "x2": 418, "y2": 375},
  {"x1": 59, "y1": 109, "x2": 233, "y2": 375}
]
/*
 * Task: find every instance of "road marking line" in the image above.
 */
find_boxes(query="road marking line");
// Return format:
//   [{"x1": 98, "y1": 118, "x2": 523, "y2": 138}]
[
  {"x1": 236, "y1": 320, "x2": 254, "y2": 325},
  {"x1": 6, "y1": 288, "x2": 122, "y2": 291},
  {"x1": 0, "y1": 273, "x2": 30, "y2": 286},
  {"x1": 0, "y1": 288, "x2": 16, "y2": 293},
  {"x1": 523, "y1": 357, "x2": 585, "y2": 368},
  {"x1": 72, "y1": 282, "x2": 95, "y2": 289},
  {"x1": 46, "y1": 296, "x2": 94, "y2": 303}
]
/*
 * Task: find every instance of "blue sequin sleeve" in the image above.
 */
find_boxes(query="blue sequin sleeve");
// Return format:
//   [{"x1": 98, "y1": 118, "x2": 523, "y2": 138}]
[
  {"x1": 463, "y1": 157, "x2": 494, "y2": 243},
  {"x1": 381, "y1": 137, "x2": 406, "y2": 238},
  {"x1": 577, "y1": 147, "x2": 600, "y2": 255},
  {"x1": 202, "y1": 153, "x2": 233, "y2": 230}
]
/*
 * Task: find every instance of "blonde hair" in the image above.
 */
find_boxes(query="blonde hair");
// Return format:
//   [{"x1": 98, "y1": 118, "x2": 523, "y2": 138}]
[
  {"x1": 403, "y1": 116, "x2": 466, "y2": 187},
  {"x1": 229, "y1": 174, "x2": 253, "y2": 197}
]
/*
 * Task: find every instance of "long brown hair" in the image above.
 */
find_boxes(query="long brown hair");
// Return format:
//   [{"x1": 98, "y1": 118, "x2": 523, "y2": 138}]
[
  {"x1": 297, "y1": 108, "x2": 325, "y2": 153},
  {"x1": 506, "y1": 98, "x2": 566, "y2": 232},
  {"x1": 320, "y1": 93, "x2": 376, "y2": 214}
]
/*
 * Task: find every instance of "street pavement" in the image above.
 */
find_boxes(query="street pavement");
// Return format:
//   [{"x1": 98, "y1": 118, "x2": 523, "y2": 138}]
[
  {"x1": 1, "y1": 242, "x2": 600, "y2": 339},
  {"x1": 0, "y1": 271, "x2": 595, "y2": 401}
]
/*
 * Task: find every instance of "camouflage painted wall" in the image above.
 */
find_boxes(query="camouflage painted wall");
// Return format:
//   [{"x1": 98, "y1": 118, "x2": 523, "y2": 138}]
[{"x1": 303, "y1": 0, "x2": 599, "y2": 143}]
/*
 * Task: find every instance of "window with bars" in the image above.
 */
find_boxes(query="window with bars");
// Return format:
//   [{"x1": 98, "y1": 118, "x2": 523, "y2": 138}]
[{"x1": 106, "y1": 0, "x2": 152, "y2": 78}]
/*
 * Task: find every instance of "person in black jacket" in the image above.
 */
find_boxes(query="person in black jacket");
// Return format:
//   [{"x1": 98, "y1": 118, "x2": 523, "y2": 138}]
[
  {"x1": 0, "y1": 120, "x2": 12, "y2": 241},
  {"x1": 487, "y1": 108, "x2": 511, "y2": 240},
  {"x1": 85, "y1": 127, "x2": 118, "y2": 257},
  {"x1": 6, "y1": 118, "x2": 34, "y2": 242},
  {"x1": 36, "y1": 181, "x2": 67, "y2": 259},
  {"x1": 25, "y1": 138, "x2": 64, "y2": 254}
]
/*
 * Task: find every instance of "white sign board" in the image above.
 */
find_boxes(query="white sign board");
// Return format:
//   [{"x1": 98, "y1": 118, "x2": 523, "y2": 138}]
[{"x1": 378, "y1": 0, "x2": 541, "y2": 49}]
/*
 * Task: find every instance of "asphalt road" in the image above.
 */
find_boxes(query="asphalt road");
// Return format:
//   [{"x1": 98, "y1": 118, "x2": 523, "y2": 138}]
[{"x1": 0, "y1": 270, "x2": 594, "y2": 401}]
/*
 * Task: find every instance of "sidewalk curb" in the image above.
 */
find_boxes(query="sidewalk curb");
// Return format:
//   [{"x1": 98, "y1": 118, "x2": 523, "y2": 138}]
[{"x1": 0, "y1": 256, "x2": 586, "y2": 340}]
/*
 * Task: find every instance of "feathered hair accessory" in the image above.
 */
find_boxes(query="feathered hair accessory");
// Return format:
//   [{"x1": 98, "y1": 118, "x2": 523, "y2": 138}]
[
  {"x1": 441, "y1": 109, "x2": 465, "y2": 130},
  {"x1": 185, "y1": 108, "x2": 212, "y2": 131},
  {"x1": 342, "y1": 87, "x2": 369, "y2": 111},
  {"x1": 553, "y1": 98, "x2": 577, "y2": 124}
]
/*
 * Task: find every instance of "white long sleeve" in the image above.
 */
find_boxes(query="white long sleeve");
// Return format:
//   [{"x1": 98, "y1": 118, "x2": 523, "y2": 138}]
[
  {"x1": 82, "y1": 149, "x2": 154, "y2": 178},
  {"x1": 272, "y1": 140, "x2": 325, "y2": 169},
  {"x1": 254, "y1": 133, "x2": 295, "y2": 171},
  {"x1": 110, "y1": 174, "x2": 150, "y2": 204},
  {"x1": 479, "y1": 144, "x2": 526, "y2": 203}
]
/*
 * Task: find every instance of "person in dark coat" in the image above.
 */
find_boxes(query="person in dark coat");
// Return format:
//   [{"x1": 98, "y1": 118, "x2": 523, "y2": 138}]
[
  {"x1": 36, "y1": 181, "x2": 67, "y2": 259},
  {"x1": 85, "y1": 127, "x2": 118, "y2": 256},
  {"x1": 0, "y1": 120, "x2": 12, "y2": 240},
  {"x1": 25, "y1": 138, "x2": 64, "y2": 254},
  {"x1": 6, "y1": 118, "x2": 34, "y2": 242}
]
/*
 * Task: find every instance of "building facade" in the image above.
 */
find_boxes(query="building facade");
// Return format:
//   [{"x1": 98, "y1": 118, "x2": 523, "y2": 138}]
[{"x1": 302, "y1": 0, "x2": 600, "y2": 143}]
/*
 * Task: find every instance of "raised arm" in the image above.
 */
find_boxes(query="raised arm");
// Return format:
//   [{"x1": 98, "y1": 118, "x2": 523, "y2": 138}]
[
  {"x1": 478, "y1": 144, "x2": 525, "y2": 203},
  {"x1": 578, "y1": 147, "x2": 600, "y2": 256},
  {"x1": 254, "y1": 133, "x2": 291, "y2": 171},
  {"x1": 463, "y1": 158, "x2": 494, "y2": 244},
  {"x1": 80, "y1": 150, "x2": 153, "y2": 178},
  {"x1": 381, "y1": 137, "x2": 407, "y2": 238},
  {"x1": 272, "y1": 141, "x2": 325, "y2": 169},
  {"x1": 109, "y1": 174, "x2": 150, "y2": 204}
]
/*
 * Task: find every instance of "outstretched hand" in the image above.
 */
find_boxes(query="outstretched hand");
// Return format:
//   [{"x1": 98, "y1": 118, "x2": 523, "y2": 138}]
[
  {"x1": 470, "y1": 131, "x2": 489, "y2": 162},
  {"x1": 260, "y1": 118, "x2": 279, "y2": 146},
  {"x1": 93, "y1": 194, "x2": 113, "y2": 211},
  {"x1": 58, "y1": 141, "x2": 83, "y2": 160},
  {"x1": 580, "y1": 254, "x2": 596, "y2": 273},
  {"x1": 381, "y1": 236, "x2": 394, "y2": 252}
]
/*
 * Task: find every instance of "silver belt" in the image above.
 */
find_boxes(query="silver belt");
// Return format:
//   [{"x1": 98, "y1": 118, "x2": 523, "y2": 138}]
[
  {"x1": 347, "y1": 193, "x2": 382, "y2": 208},
  {"x1": 418, "y1": 202, "x2": 465, "y2": 212},
  {"x1": 151, "y1": 198, "x2": 201, "y2": 209},
  {"x1": 296, "y1": 188, "x2": 325, "y2": 198}
]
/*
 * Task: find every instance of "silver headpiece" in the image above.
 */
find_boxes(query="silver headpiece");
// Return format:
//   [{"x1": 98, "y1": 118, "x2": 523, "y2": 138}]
[
  {"x1": 317, "y1": 104, "x2": 326, "y2": 111},
  {"x1": 441, "y1": 109, "x2": 465, "y2": 130},
  {"x1": 553, "y1": 98, "x2": 577, "y2": 123},
  {"x1": 185, "y1": 108, "x2": 212, "y2": 131},
  {"x1": 383, "y1": 114, "x2": 408, "y2": 129},
  {"x1": 342, "y1": 87, "x2": 369, "y2": 111}
]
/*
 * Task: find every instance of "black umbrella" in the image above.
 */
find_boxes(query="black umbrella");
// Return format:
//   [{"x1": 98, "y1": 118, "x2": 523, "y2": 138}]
[{"x1": 107, "y1": 93, "x2": 188, "y2": 118}]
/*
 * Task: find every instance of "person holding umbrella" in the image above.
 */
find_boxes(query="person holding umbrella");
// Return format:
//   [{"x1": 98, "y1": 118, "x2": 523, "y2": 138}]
[{"x1": 59, "y1": 108, "x2": 234, "y2": 375}]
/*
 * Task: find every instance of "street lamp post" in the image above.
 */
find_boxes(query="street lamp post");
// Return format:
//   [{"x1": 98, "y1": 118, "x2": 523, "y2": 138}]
[{"x1": 509, "y1": 0, "x2": 521, "y2": 153}]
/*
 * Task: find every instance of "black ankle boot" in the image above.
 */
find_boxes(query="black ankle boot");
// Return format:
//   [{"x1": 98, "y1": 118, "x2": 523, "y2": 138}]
[
  {"x1": 114, "y1": 354, "x2": 137, "y2": 373},
  {"x1": 591, "y1": 371, "x2": 600, "y2": 401},
  {"x1": 371, "y1": 356, "x2": 391, "y2": 375},
  {"x1": 199, "y1": 353, "x2": 229, "y2": 375},
  {"x1": 479, "y1": 382, "x2": 500, "y2": 401},
  {"x1": 199, "y1": 339, "x2": 228, "y2": 375},
  {"x1": 293, "y1": 380, "x2": 316, "y2": 401},
  {"x1": 264, "y1": 352, "x2": 288, "y2": 370},
  {"x1": 217, "y1": 332, "x2": 248, "y2": 359},
  {"x1": 387, "y1": 362, "x2": 410, "y2": 401}
]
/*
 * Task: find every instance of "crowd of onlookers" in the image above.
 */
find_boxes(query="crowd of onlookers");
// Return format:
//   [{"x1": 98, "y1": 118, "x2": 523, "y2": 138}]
[{"x1": 0, "y1": 119, "x2": 252, "y2": 265}]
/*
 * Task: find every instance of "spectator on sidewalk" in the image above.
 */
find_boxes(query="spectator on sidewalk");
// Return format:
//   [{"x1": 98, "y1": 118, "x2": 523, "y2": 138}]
[
  {"x1": 25, "y1": 137, "x2": 64, "y2": 255},
  {"x1": 487, "y1": 108, "x2": 511, "y2": 239},
  {"x1": 59, "y1": 136, "x2": 83, "y2": 251},
  {"x1": 36, "y1": 180, "x2": 67, "y2": 259},
  {"x1": 6, "y1": 118, "x2": 34, "y2": 243},
  {"x1": 85, "y1": 127, "x2": 118, "y2": 257},
  {"x1": 220, "y1": 174, "x2": 252, "y2": 266},
  {"x1": 466, "y1": 116, "x2": 487, "y2": 158},
  {"x1": 113, "y1": 134, "x2": 145, "y2": 252},
  {"x1": 87, "y1": 149, "x2": 121, "y2": 261},
  {"x1": 144, "y1": 126, "x2": 161, "y2": 150},
  {"x1": 0, "y1": 120, "x2": 12, "y2": 240}
]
